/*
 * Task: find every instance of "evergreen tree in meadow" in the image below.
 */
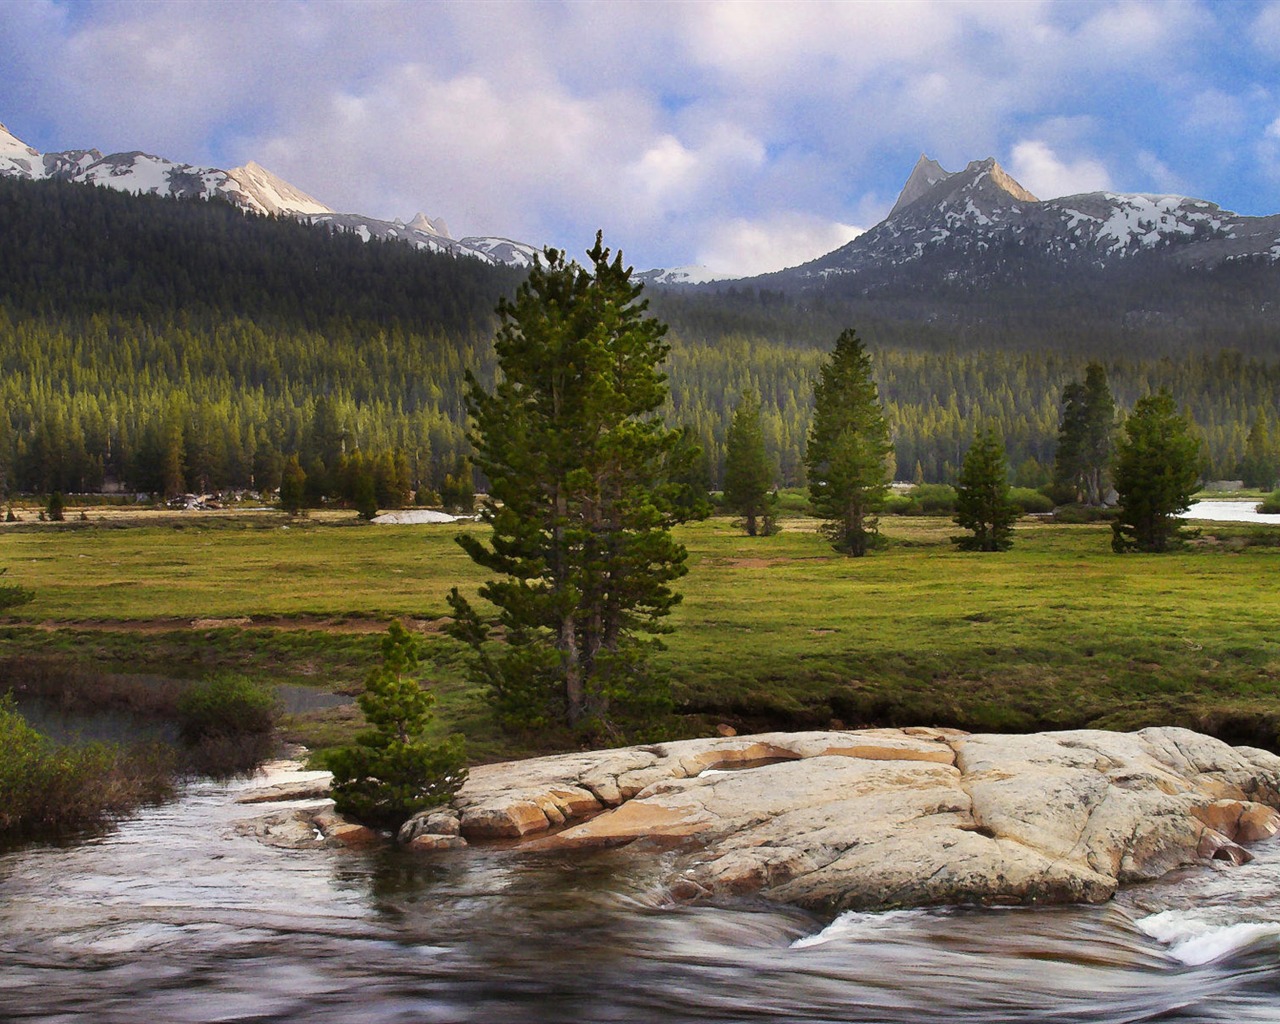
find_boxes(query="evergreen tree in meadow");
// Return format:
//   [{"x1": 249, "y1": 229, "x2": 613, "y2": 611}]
[
  {"x1": 1053, "y1": 362, "x2": 1115, "y2": 505},
  {"x1": 448, "y1": 234, "x2": 697, "y2": 737},
  {"x1": 723, "y1": 389, "x2": 778, "y2": 536},
  {"x1": 953, "y1": 427, "x2": 1017, "y2": 551},
  {"x1": 1111, "y1": 390, "x2": 1201, "y2": 553},
  {"x1": 805, "y1": 329, "x2": 892, "y2": 556},
  {"x1": 278, "y1": 455, "x2": 307, "y2": 516}
]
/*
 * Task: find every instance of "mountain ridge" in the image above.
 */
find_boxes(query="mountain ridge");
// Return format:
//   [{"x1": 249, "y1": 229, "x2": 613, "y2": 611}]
[{"x1": 0, "y1": 120, "x2": 538, "y2": 270}]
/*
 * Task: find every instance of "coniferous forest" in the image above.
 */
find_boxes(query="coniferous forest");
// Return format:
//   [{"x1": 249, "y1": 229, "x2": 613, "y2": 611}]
[{"x1": 1, "y1": 173, "x2": 1279, "y2": 501}]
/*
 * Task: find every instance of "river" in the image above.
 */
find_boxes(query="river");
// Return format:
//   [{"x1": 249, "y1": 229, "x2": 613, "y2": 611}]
[{"x1": 2, "y1": 761, "x2": 1279, "y2": 1023}]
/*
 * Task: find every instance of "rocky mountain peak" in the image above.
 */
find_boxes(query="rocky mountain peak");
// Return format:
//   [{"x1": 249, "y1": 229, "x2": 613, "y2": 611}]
[
  {"x1": 979, "y1": 158, "x2": 1038, "y2": 204},
  {"x1": 888, "y1": 154, "x2": 951, "y2": 218},
  {"x1": 407, "y1": 212, "x2": 451, "y2": 239}
]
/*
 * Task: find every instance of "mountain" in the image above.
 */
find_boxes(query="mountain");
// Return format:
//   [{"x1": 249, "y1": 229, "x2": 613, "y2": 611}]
[
  {"x1": 789, "y1": 155, "x2": 1280, "y2": 287},
  {"x1": 0, "y1": 120, "x2": 538, "y2": 269}
]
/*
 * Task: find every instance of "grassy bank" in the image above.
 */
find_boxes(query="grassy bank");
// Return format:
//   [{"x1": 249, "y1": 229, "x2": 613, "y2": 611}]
[{"x1": 1, "y1": 510, "x2": 1278, "y2": 757}]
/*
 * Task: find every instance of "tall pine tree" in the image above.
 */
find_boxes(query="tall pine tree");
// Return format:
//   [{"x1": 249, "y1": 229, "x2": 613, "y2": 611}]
[
  {"x1": 448, "y1": 235, "x2": 696, "y2": 737},
  {"x1": 953, "y1": 427, "x2": 1017, "y2": 551},
  {"x1": 722, "y1": 389, "x2": 777, "y2": 536},
  {"x1": 1111, "y1": 390, "x2": 1201, "y2": 553},
  {"x1": 805, "y1": 329, "x2": 892, "y2": 556},
  {"x1": 1053, "y1": 362, "x2": 1115, "y2": 505}
]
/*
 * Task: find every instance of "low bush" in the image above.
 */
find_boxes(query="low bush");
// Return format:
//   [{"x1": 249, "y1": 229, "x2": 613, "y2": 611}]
[
  {"x1": 1052, "y1": 503, "x2": 1117, "y2": 524},
  {"x1": 0, "y1": 693, "x2": 173, "y2": 840},
  {"x1": 176, "y1": 674, "x2": 279, "y2": 776},
  {"x1": 1008, "y1": 488, "x2": 1055, "y2": 514},
  {"x1": 914, "y1": 484, "x2": 958, "y2": 514},
  {"x1": 177, "y1": 673, "x2": 278, "y2": 742},
  {"x1": 1257, "y1": 490, "x2": 1280, "y2": 514}
]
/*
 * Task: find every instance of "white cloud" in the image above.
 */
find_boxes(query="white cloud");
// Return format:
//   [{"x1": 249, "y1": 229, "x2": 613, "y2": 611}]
[
  {"x1": 1185, "y1": 90, "x2": 1247, "y2": 135},
  {"x1": 1253, "y1": 2, "x2": 1280, "y2": 59},
  {"x1": 1135, "y1": 150, "x2": 1187, "y2": 195},
  {"x1": 0, "y1": 0, "x2": 1267, "y2": 268},
  {"x1": 1008, "y1": 140, "x2": 1113, "y2": 198},
  {"x1": 696, "y1": 213, "x2": 863, "y2": 278}
]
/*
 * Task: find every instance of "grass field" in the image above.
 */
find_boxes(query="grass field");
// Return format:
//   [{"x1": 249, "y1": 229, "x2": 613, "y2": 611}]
[{"x1": 2, "y1": 507, "x2": 1279, "y2": 758}]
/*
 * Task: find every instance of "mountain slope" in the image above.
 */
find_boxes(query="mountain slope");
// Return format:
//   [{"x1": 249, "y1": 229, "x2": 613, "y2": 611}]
[
  {"x1": 786, "y1": 156, "x2": 1280, "y2": 288},
  {"x1": 0, "y1": 121, "x2": 538, "y2": 268}
]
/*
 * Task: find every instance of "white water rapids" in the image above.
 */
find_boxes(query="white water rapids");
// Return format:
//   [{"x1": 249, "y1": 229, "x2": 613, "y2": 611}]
[{"x1": 2, "y1": 761, "x2": 1279, "y2": 1023}]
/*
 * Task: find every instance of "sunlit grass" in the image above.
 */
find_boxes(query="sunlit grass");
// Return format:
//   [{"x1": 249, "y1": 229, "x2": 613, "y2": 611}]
[{"x1": 2, "y1": 510, "x2": 1279, "y2": 753}]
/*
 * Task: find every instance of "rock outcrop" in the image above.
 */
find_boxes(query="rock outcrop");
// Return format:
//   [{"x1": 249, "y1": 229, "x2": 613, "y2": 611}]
[{"x1": 400, "y1": 726, "x2": 1280, "y2": 911}]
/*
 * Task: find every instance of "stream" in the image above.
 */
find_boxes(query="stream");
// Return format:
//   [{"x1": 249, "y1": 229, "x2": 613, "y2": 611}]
[{"x1": 2, "y1": 761, "x2": 1279, "y2": 1023}]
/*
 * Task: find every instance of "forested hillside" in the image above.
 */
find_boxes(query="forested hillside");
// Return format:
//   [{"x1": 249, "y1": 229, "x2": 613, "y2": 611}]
[{"x1": 1, "y1": 174, "x2": 1278, "y2": 498}]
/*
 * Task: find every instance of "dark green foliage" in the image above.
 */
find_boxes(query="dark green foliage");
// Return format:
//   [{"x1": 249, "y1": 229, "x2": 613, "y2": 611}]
[
  {"x1": 176, "y1": 674, "x2": 279, "y2": 743},
  {"x1": 278, "y1": 455, "x2": 307, "y2": 515},
  {"x1": 448, "y1": 235, "x2": 694, "y2": 737},
  {"x1": 0, "y1": 693, "x2": 173, "y2": 839},
  {"x1": 439, "y1": 456, "x2": 476, "y2": 513},
  {"x1": 805, "y1": 329, "x2": 892, "y2": 556},
  {"x1": 2, "y1": 174, "x2": 1279, "y2": 509},
  {"x1": 907, "y1": 483, "x2": 958, "y2": 514},
  {"x1": 46, "y1": 492, "x2": 65, "y2": 522},
  {"x1": 954, "y1": 428, "x2": 1017, "y2": 551},
  {"x1": 328, "y1": 621, "x2": 466, "y2": 828},
  {"x1": 353, "y1": 468, "x2": 379, "y2": 520},
  {"x1": 1238, "y1": 411, "x2": 1280, "y2": 489},
  {"x1": 723, "y1": 390, "x2": 778, "y2": 536},
  {"x1": 1111, "y1": 391, "x2": 1202, "y2": 553},
  {"x1": 0, "y1": 568, "x2": 35, "y2": 611},
  {"x1": 1053, "y1": 362, "x2": 1115, "y2": 505},
  {"x1": 1008, "y1": 487, "x2": 1055, "y2": 514},
  {"x1": 1258, "y1": 489, "x2": 1280, "y2": 514}
]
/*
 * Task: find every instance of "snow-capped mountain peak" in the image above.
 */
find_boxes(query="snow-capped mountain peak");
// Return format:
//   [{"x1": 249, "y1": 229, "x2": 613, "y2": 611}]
[
  {"x1": 226, "y1": 161, "x2": 332, "y2": 217},
  {"x1": 406, "y1": 212, "x2": 451, "y2": 239},
  {"x1": 779, "y1": 150, "x2": 1280, "y2": 288},
  {"x1": 0, "y1": 119, "x2": 538, "y2": 269}
]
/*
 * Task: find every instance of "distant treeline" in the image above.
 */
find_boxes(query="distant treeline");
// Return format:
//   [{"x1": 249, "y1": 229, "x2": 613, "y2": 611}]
[{"x1": 1, "y1": 174, "x2": 1278, "y2": 498}]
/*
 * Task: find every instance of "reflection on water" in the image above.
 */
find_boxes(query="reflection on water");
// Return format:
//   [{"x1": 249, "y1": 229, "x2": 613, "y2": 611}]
[
  {"x1": 1180, "y1": 500, "x2": 1280, "y2": 524},
  {"x1": 2, "y1": 762, "x2": 1279, "y2": 1023}
]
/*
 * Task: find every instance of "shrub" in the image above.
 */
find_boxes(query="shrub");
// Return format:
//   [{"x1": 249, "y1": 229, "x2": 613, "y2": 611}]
[
  {"x1": 177, "y1": 674, "x2": 279, "y2": 742},
  {"x1": 1258, "y1": 490, "x2": 1280, "y2": 514},
  {"x1": 1009, "y1": 488, "x2": 1055, "y2": 514},
  {"x1": 0, "y1": 693, "x2": 173, "y2": 839},
  {"x1": 909, "y1": 483, "x2": 958, "y2": 514},
  {"x1": 176, "y1": 674, "x2": 279, "y2": 775},
  {"x1": 329, "y1": 621, "x2": 467, "y2": 829},
  {"x1": 46, "y1": 492, "x2": 66, "y2": 522},
  {"x1": 883, "y1": 494, "x2": 915, "y2": 515},
  {"x1": 0, "y1": 568, "x2": 34, "y2": 612}
]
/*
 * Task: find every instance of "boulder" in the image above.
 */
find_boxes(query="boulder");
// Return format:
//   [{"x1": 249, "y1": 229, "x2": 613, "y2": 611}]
[{"x1": 434, "y1": 726, "x2": 1280, "y2": 912}]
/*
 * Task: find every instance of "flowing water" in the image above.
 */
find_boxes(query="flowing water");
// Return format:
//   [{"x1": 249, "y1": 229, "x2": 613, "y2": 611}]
[{"x1": 2, "y1": 762, "x2": 1279, "y2": 1023}]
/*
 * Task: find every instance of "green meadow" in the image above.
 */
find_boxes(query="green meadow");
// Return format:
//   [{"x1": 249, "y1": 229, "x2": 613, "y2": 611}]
[{"x1": 2, "y1": 510, "x2": 1279, "y2": 758}]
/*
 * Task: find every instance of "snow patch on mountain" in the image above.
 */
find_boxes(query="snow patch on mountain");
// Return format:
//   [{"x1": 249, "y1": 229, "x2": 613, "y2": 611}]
[
  {"x1": 227, "y1": 161, "x2": 332, "y2": 217},
  {"x1": 0, "y1": 120, "x2": 539, "y2": 270}
]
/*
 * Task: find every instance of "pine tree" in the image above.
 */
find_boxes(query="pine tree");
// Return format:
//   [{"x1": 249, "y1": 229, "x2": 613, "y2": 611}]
[
  {"x1": 1111, "y1": 391, "x2": 1201, "y2": 553},
  {"x1": 278, "y1": 455, "x2": 307, "y2": 515},
  {"x1": 722, "y1": 390, "x2": 777, "y2": 536},
  {"x1": 805, "y1": 329, "x2": 892, "y2": 556},
  {"x1": 328, "y1": 621, "x2": 467, "y2": 829},
  {"x1": 953, "y1": 427, "x2": 1017, "y2": 551},
  {"x1": 1053, "y1": 363, "x2": 1115, "y2": 504},
  {"x1": 447, "y1": 234, "x2": 695, "y2": 737},
  {"x1": 1239, "y1": 411, "x2": 1279, "y2": 489}
]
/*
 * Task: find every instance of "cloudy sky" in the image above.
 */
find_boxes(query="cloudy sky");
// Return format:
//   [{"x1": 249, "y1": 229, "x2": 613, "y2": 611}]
[{"x1": 2, "y1": 0, "x2": 1279, "y2": 276}]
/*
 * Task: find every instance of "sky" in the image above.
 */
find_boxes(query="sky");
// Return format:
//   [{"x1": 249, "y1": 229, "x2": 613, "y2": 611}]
[{"x1": 2, "y1": 0, "x2": 1279, "y2": 277}]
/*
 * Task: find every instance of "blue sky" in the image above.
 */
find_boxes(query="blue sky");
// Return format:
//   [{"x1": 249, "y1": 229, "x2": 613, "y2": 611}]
[{"x1": 2, "y1": 0, "x2": 1279, "y2": 276}]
